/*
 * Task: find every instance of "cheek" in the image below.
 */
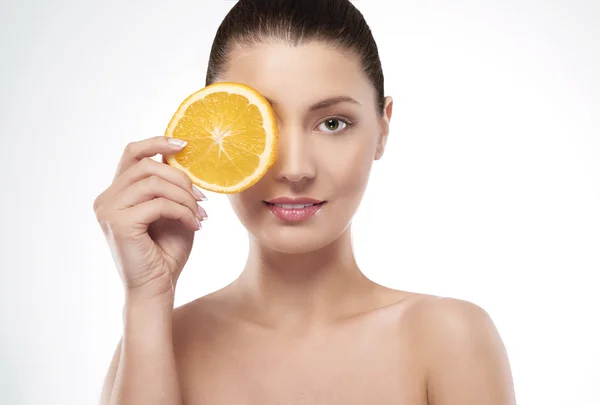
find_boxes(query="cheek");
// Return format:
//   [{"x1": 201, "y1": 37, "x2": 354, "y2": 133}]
[
  {"x1": 325, "y1": 135, "x2": 375, "y2": 200},
  {"x1": 228, "y1": 187, "x2": 263, "y2": 224}
]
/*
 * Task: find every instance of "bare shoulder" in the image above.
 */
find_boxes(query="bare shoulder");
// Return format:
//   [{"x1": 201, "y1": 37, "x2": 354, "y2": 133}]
[
  {"x1": 404, "y1": 295, "x2": 496, "y2": 335},
  {"x1": 401, "y1": 295, "x2": 516, "y2": 405},
  {"x1": 403, "y1": 295, "x2": 505, "y2": 362}
]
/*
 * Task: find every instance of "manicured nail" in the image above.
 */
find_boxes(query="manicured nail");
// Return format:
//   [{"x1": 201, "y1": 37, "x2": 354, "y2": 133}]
[
  {"x1": 168, "y1": 138, "x2": 187, "y2": 148},
  {"x1": 195, "y1": 217, "x2": 202, "y2": 230},
  {"x1": 192, "y1": 184, "x2": 207, "y2": 201},
  {"x1": 197, "y1": 206, "x2": 208, "y2": 220}
]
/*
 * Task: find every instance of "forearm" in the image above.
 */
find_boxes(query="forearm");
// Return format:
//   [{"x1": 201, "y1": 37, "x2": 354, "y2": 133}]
[{"x1": 109, "y1": 292, "x2": 182, "y2": 405}]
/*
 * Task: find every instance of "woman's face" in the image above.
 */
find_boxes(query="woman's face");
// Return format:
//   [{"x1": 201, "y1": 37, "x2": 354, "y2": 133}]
[{"x1": 220, "y1": 40, "x2": 393, "y2": 254}]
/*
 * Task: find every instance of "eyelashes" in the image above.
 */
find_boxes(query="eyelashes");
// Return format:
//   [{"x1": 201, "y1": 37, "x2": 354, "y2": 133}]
[{"x1": 316, "y1": 116, "x2": 354, "y2": 134}]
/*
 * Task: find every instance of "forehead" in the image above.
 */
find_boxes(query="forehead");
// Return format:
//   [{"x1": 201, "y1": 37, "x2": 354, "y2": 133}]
[{"x1": 219, "y1": 40, "x2": 374, "y2": 109}]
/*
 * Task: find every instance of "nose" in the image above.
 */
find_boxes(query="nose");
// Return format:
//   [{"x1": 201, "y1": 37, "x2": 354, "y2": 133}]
[{"x1": 272, "y1": 124, "x2": 316, "y2": 184}]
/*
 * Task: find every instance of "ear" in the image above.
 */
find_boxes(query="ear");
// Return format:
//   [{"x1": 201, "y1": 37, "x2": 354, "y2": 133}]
[{"x1": 375, "y1": 96, "x2": 393, "y2": 160}]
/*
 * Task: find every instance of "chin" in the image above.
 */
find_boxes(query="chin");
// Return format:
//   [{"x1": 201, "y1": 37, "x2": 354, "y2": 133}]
[
  {"x1": 252, "y1": 220, "x2": 347, "y2": 255},
  {"x1": 256, "y1": 228, "x2": 335, "y2": 254}
]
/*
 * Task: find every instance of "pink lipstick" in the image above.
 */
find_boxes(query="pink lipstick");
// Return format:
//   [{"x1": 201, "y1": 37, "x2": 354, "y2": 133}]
[{"x1": 264, "y1": 197, "x2": 326, "y2": 222}]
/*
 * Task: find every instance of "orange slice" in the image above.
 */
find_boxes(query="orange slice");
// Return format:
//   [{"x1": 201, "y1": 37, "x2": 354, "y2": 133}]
[{"x1": 164, "y1": 82, "x2": 278, "y2": 194}]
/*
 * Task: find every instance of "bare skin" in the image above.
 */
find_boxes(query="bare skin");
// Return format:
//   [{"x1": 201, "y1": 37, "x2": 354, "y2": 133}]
[
  {"x1": 97, "y1": 40, "x2": 516, "y2": 405},
  {"x1": 174, "y1": 286, "x2": 516, "y2": 404},
  {"x1": 102, "y1": 284, "x2": 514, "y2": 404}
]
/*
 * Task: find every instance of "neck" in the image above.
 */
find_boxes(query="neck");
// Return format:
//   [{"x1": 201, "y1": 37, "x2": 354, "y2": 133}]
[{"x1": 231, "y1": 225, "x2": 377, "y2": 330}]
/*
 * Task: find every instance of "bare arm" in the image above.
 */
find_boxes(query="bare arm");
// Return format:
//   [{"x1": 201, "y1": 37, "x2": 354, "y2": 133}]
[
  {"x1": 99, "y1": 338, "x2": 121, "y2": 405},
  {"x1": 419, "y1": 298, "x2": 516, "y2": 405},
  {"x1": 94, "y1": 136, "x2": 207, "y2": 404},
  {"x1": 100, "y1": 286, "x2": 182, "y2": 405}
]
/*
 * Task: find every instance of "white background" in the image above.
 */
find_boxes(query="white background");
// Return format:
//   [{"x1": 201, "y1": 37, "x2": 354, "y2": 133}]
[{"x1": 1, "y1": 0, "x2": 599, "y2": 404}]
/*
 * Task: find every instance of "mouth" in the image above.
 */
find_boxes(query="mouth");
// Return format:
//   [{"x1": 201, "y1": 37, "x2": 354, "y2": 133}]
[
  {"x1": 263, "y1": 198, "x2": 326, "y2": 222},
  {"x1": 265, "y1": 202, "x2": 324, "y2": 208}
]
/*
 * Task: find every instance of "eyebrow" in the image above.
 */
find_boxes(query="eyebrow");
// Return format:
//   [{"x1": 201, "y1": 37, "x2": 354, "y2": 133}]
[{"x1": 264, "y1": 96, "x2": 362, "y2": 111}]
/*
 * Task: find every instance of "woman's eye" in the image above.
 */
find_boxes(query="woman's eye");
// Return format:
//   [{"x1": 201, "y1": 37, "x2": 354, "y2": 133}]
[{"x1": 317, "y1": 118, "x2": 351, "y2": 133}]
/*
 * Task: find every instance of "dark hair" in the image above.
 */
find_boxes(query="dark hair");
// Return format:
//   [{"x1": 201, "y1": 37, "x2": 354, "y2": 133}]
[{"x1": 205, "y1": 0, "x2": 385, "y2": 115}]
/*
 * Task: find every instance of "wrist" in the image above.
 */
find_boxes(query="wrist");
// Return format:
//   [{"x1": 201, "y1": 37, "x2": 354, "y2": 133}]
[
  {"x1": 125, "y1": 272, "x2": 176, "y2": 304},
  {"x1": 124, "y1": 292, "x2": 174, "y2": 312}
]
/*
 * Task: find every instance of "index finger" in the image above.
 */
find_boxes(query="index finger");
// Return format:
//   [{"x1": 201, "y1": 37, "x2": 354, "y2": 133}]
[{"x1": 113, "y1": 136, "x2": 186, "y2": 181}]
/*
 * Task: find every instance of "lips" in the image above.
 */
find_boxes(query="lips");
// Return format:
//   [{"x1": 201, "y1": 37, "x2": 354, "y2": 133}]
[
  {"x1": 264, "y1": 197, "x2": 326, "y2": 222},
  {"x1": 267, "y1": 202, "x2": 321, "y2": 209},
  {"x1": 266, "y1": 197, "x2": 324, "y2": 205}
]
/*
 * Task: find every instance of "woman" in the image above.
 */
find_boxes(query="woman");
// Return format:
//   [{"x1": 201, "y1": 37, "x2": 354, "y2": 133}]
[{"x1": 95, "y1": 0, "x2": 516, "y2": 404}]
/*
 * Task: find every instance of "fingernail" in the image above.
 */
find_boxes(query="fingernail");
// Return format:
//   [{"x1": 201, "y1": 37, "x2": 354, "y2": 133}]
[
  {"x1": 195, "y1": 217, "x2": 202, "y2": 230},
  {"x1": 192, "y1": 184, "x2": 207, "y2": 201},
  {"x1": 197, "y1": 204, "x2": 208, "y2": 220},
  {"x1": 168, "y1": 138, "x2": 187, "y2": 148}
]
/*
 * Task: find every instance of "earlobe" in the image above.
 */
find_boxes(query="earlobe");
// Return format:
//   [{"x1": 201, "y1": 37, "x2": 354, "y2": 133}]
[
  {"x1": 374, "y1": 134, "x2": 387, "y2": 160},
  {"x1": 374, "y1": 131, "x2": 388, "y2": 160}
]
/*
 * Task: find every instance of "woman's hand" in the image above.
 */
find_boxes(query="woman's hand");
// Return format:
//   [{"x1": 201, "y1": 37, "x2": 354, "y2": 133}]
[{"x1": 93, "y1": 136, "x2": 207, "y2": 299}]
